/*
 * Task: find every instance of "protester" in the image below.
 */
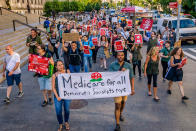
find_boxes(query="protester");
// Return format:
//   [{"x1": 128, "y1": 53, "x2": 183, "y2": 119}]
[
  {"x1": 146, "y1": 31, "x2": 158, "y2": 54},
  {"x1": 160, "y1": 41, "x2": 173, "y2": 81},
  {"x1": 64, "y1": 41, "x2": 83, "y2": 73},
  {"x1": 169, "y1": 28, "x2": 176, "y2": 47},
  {"x1": 165, "y1": 47, "x2": 189, "y2": 100},
  {"x1": 131, "y1": 43, "x2": 143, "y2": 78},
  {"x1": 110, "y1": 30, "x2": 118, "y2": 57},
  {"x1": 2, "y1": 46, "x2": 24, "y2": 104},
  {"x1": 97, "y1": 35, "x2": 109, "y2": 70},
  {"x1": 82, "y1": 35, "x2": 95, "y2": 72},
  {"x1": 109, "y1": 51, "x2": 135, "y2": 131},
  {"x1": 49, "y1": 32, "x2": 60, "y2": 59},
  {"x1": 44, "y1": 18, "x2": 50, "y2": 33},
  {"x1": 89, "y1": 31, "x2": 100, "y2": 63},
  {"x1": 26, "y1": 28, "x2": 42, "y2": 54},
  {"x1": 36, "y1": 44, "x2": 54, "y2": 107},
  {"x1": 144, "y1": 47, "x2": 160, "y2": 102},
  {"x1": 52, "y1": 60, "x2": 71, "y2": 131},
  {"x1": 162, "y1": 27, "x2": 170, "y2": 41}
]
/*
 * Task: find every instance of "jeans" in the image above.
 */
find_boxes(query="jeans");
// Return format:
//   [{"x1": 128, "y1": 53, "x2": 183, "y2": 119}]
[
  {"x1": 133, "y1": 60, "x2": 142, "y2": 77},
  {"x1": 80, "y1": 53, "x2": 84, "y2": 69},
  {"x1": 69, "y1": 64, "x2": 80, "y2": 73},
  {"x1": 92, "y1": 46, "x2": 99, "y2": 63},
  {"x1": 63, "y1": 53, "x2": 69, "y2": 70},
  {"x1": 84, "y1": 56, "x2": 92, "y2": 72},
  {"x1": 54, "y1": 97, "x2": 71, "y2": 124},
  {"x1": 161, "y1": 61, "x2": 168, "y2": 79},
  {"x1": 51, "y1": 47, "x2": 59, "y2": 59}
]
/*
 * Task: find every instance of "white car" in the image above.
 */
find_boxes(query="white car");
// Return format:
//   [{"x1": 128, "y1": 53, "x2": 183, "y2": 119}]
[{"x1": 156, "y1": 17, "x2": 196, "y2": 43}]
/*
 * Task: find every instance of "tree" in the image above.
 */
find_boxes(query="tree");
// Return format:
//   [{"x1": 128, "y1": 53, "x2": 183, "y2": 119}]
[{"x1": 85, "y1": 3, "x2": 93, "y2": 12}]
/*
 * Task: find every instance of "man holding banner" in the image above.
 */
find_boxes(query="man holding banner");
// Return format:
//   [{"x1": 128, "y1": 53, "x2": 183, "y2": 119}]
[{"x1": 109, "y1": 51, "x2": 135, "y2": 131}]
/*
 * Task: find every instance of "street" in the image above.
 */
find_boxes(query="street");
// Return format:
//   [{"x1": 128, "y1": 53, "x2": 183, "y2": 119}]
[{"x1": 0, "y1": 46, "x2": 196, "y2": 131}]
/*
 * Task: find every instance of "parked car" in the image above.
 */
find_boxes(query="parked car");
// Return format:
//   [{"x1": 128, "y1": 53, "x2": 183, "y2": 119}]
[{"x1": 156, "y1": 17, "x2": 196, "y2": 44}]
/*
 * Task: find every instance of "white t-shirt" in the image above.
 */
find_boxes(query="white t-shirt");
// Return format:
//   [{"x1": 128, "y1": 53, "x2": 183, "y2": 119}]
[{"x1": 4, "y1": 52, "x2": 21, "y2": 74}]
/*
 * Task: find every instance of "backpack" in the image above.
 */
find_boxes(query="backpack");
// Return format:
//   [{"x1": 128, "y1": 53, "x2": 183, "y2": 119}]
[{"x1": 44, "y1": 21, "x2": 48, "y2": 28}]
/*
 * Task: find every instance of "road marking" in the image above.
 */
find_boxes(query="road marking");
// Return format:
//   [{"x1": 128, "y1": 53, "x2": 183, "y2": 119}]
[
  {"x1": 184, "y1": 51, "x2": 196, "y2": 61},
  {"x1": 189, "y1": 48, "x2": 196, "y2": 53}
]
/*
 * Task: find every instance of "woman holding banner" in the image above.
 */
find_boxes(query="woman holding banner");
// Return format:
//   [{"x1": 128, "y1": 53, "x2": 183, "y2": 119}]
[
  {"x1": 52, "y1": 60, "x2": 71, "y2": 131},
  {"x1": 165, "y1": 47, "x2": 189, "y2": 100},
  {"x1": 144, "y1": 47, "x2": 160, "y2": 102},
  {"x1": 97, "y1": 35, "x2": 109, "y2": 70}
]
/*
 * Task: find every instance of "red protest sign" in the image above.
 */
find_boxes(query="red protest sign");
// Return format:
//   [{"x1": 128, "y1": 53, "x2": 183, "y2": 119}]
[
  {"x1": 98, "y1": 21, "x2": 102, "y2": 28},
  {"x1": 157, "y1": 40, "x2": 164, "y2": 50},
  {"x1": 92, "y1": 37, "x2": 98, "y2": 46},
  {"x1": 178, "y1": 58, "x2": 187, "y2": 69},
  {"x1": 114, "y1": 40, "x2": 124, "y2": 51},
  {"x1": 140, "y1": 19, "x2": 153, "y2": 30},
  {"x1": 28, "y1": 54, "x2": 49, "y2": 75},
  {"x1": 134, "y1": 34, "x2": 143, "y2": 44},
  {"x1": 84, "y1": 45, "x2": 90, "y2": 54},
  {"x1": 127, "y1": 20, "x2": 132, "y2": 27},
  {"x1": 102, "y1": 20, "x2": 106, "y2": 25},
  {"x1": 100, "y1": 28, "x2": 107, "y2": 36},
  {"x1": 169, "y1": 2, "x2": 178, "y2": 8},
  {"x1": 86, "y1": 25, "x2": 91, "y2": 32}
]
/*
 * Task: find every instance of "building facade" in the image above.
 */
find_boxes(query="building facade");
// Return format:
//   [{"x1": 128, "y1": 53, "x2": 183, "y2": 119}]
[{"x1": 0, "y1": 0, "x2": 48, "y2": 14}]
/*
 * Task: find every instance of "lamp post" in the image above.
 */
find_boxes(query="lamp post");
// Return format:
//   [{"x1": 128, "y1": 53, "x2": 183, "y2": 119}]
[{"x1": 176, "y1": 0, "x2": 182, "y2": 41}]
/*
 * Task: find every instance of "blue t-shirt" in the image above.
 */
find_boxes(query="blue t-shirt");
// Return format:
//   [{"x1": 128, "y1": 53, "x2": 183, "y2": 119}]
[
  {"x1": 82, "y1": 41, "x2": 94, "y2": 57},
  {"x1": 44, "y1": 20, "x2": 50, "y2": 28}
]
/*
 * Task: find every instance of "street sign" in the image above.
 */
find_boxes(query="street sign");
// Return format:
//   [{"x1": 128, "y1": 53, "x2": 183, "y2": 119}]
[{"x1": 169, "y1": 2, "x2": 178, "y2": 8}]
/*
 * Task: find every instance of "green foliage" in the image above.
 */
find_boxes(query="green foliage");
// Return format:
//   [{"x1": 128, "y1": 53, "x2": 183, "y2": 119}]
[{"x1": 43, "y1": 0, "x2": 102, "y2": 16}]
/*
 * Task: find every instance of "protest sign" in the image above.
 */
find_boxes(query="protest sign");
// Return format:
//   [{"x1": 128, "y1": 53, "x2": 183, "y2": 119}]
[
  {"x1": 112, "y1": 17, "x2": 118, "y2": 23},
  {"x1": 84, "y1": 45, "x2": 90, "y2": 54},
  {"x1": 86, "y1": 25, "x2": 91, "y2": 32},
  {"x1": 178, "y1": 58, "x2": 187, "y2": 69},
  {"x1": 140, "y1": 19, "x2": 153, "y2": 30},
  {"x1": 58, "y1": 70, "x2": 131, "y2": 99},
  {"x1": 28, "y1": 54, "x2": 49, "y2": 75},
  {"x1": 62, "y1": 33, "x2": 79, "y2": 41},
  {"x1": 134, "y1": 34, "x2": 143, "y2": 44},
  {"x1": 98, "y1": 21, "x2": 102, "y2": 28},
  {"x1": 102, "y1": 20, "x2": 106, "y2": 25},
  {"x1": 92, "y1": 37, "x2": 98, "y2": 46},
  {"x1": 127, "y1": 20, "x2": 132, "y2": 27},
  {"x1": 100, "y1": 28, "x2": 108, "y2": 36},
  {"x1": 114, "y1": 40, "x2": 124, "y2": 51},
  {"x1": 157, "y1": 40, "x2": 164, "y2": 50}
]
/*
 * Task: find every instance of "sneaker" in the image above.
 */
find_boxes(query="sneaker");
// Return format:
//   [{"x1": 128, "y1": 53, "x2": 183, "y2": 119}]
[
  {"x1": 48, "y1": 98, "x2": 53, "y2": 105},
  {"x1": 182, "y1": 96, "x2": 189, "y2": 100},
  {"x1": 17, "y1": 91, "x2": 24, "y2": 98},
  {"x1": 4, "y1": 97, "x2": 10, "y2": 104},
  {"x1": 120, "y1": 114, "x2": 125, "y2": 121},
  {"x1": 41, "y1": 101, "x2": 48, "y2": 107},
  {"x1": 167, "y1": 90, "x2": 172, "y2": 95},
  {"x1": 114, "y1": 124, "x2": 121, "y2": 131}
]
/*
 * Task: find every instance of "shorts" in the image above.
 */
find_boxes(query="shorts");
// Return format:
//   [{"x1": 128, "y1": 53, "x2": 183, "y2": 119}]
[
  {"x1": 38, "y1": 77, "x2": 52, "y2": 90},
  {"x1": 114, "y1": 96, "x2": 128, "y2": 103},
  {"x1": 6, "y1": 72, "x2": 21, "y2": 86}
]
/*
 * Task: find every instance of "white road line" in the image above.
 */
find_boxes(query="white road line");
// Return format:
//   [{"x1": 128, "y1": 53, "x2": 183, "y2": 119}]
[
  {"x1": 184, "y1": 51, "x2": 196, "y2": 61},
  {"x1": 189, "y1": 48, "x2": 196, "y2": 53}
]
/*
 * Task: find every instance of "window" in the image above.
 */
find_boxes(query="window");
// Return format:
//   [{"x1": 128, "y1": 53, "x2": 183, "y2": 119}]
[
  {"x1": 168, "y1": 21, "x2": 172, "y2": 29},
  {"x1": 162, "y1": 20, "x2": 168, "y2": 27},
  {"x1": 172, "y1": 19, "x2": 196, "y2": 29}
]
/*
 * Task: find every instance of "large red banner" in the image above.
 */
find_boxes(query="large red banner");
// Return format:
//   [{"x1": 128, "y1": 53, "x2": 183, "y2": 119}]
[
  {"x1": 140, "y1": 19, "x2": 153, "y2": 30},
  {"x1": 28, "y1": 54, "x2": 49, "y2": 75},
  {"x1": 134, "y1": 34, "x2": 143, "y2": 44},
  {"x1": 114, "y1": 40, "x2": 124, "y2": 51}
]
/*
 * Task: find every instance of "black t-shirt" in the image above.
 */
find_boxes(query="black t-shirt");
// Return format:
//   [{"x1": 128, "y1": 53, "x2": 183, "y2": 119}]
[
  {"x1": 50, "y1": 37, "x2": 59, "y2": 47},
  {"x1": 64, "y1": 29, "x2": 70, "y2": 33},
  {"x1": 68, "y1": 48, "x2": 81, "y2": 65}
]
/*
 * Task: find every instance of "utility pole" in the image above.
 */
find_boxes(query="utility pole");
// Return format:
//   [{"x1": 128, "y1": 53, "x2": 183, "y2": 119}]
[{"x1": 176, "y1": 0, "x2": 182, "y2": 41}]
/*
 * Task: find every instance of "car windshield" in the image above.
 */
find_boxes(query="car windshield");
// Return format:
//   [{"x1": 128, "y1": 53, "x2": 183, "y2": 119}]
[{"x1": 172, "y1": 19, "x2": 196, "y2": 28}]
